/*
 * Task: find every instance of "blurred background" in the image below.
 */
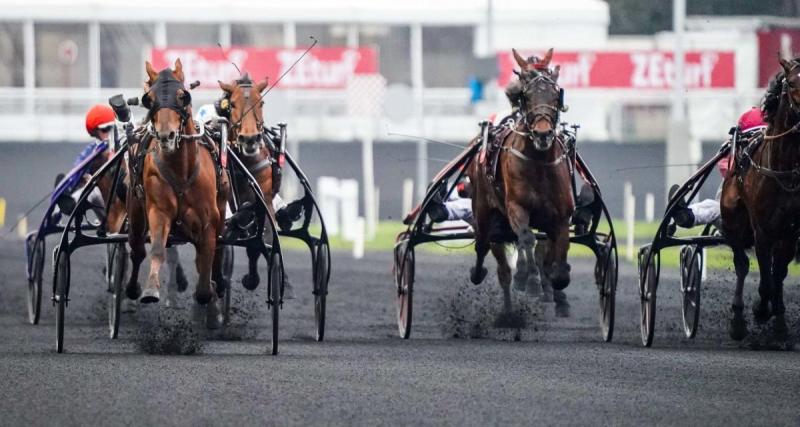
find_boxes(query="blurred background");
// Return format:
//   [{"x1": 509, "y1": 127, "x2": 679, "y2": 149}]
[{"x1": 0, "y1": 0, "x2": 798, "y2": 237}]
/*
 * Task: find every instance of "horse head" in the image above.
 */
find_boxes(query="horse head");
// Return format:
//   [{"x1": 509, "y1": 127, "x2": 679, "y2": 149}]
[
  {"x1": 512, "y1": 48, "x2": 564, "y2": 151},
  {"x1": 218, "y1": 73, "x2": 269, "y2": 157},
  {"x1": 778, "y1": 55, "x2": 800, "y2": 118},
  {"x1": 142, "y1": 59, "x2": 193, "y2": 154}
]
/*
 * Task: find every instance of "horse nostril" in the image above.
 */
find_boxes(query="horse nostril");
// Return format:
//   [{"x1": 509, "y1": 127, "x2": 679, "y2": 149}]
[
  {"x1": 238, "y1": 135, "x2": 245, "y2": 143},
  {"x1": 168, "y1": 131, "x2": 176, "y2": 140}
]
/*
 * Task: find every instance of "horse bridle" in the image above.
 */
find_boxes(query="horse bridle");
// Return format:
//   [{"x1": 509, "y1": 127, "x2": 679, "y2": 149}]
[
  {"x1": 218, "y1": 80, "x2": 266, "y2": 156},
  {"x1": 141, "y1": 69, "x2": 199, "y2": 149},
  {"x1": 513, "y1": 72, "x2": 563, "y2": 141}
]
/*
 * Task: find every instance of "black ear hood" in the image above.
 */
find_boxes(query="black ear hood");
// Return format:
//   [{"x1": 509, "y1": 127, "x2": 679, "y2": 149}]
[{"x1": 142, "y1": 68, "x2": 191, "y2": 117}]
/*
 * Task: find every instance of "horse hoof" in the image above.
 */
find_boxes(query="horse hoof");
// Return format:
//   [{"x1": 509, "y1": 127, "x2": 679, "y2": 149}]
[
  {"x1": 512, "y1": 273, "x2": 527, "y2": 292},
  {"x1": 175, "y1": 264, "x2": 189, "y2": 293},
  {"x1": 548, "y1": 263, "x2": 571, "y2": 291},
  {"x1": 752, "y1": 300, "x2": 771, "y2": 323},
  {"x1": 242, "y1": 273, "x2": 260, "y2": 291},
  {"x1": 206, "y1": 302, "x2": 222, "y2": 330},
  {"x1": 729, "y1": 316, "x2": 748, "y2": 341},
  {"x1": 139, "y1": 288, "x2": 160, "y2": 304},
  {"x1": 125, "y1": 282, "x2": 142, "y2": 300},
  {"x1": 194, "y1": 290, "x2": 213, "y2": 306},
  {"x1": 541, "y1": 285, "x2": 554, "y2": 303},
  {"x1": 555, "y1": 303, "x2": 571, "y2": 318},
  {"x1": 526, "y1": 275, "x2": 542, "y2": 297},
  {"x1": 773, "y1": 314, "x2": 789, "y2": 340},
  {"x1": 470, "y1": 266, "x2": 488, "y2": 285}
]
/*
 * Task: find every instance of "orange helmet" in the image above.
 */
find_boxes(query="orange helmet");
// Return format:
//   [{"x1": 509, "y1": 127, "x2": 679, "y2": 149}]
[{"x1": 85, "y1": 104, "x2": 116, "y2": 136}]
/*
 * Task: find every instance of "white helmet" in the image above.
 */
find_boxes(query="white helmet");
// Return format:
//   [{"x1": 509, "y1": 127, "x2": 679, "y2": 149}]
[{"x1": 195, "y1": 104, "x2": 218, "y2": 124}]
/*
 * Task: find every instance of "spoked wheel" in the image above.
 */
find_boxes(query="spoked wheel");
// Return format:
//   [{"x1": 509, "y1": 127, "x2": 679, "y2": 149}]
[
  {"x1": 107, "y1": 243, "x2": 127, "y2": 339},
  {"x1": 638, "y1": 248, "x2": 659, "y2": 347},
  {"x1": 221, "y1": 245, "x2": 234, "y2": 326},
  {"x1": 679, "y1": 245, "x2": 703, "y2": 338},
  {"x1": 268, "y1": 250, "x2": 283, "y2": 355},
  {"x1": 313, "y1": 242, "x2": 330, "y2": 342},
  {"x1": 54, "y1": 250, "x2": 70, "y2": 353},
  {"x1": 598, "y1": 242, "x2": 617, "y2": 342},
  {"x1": 396, "y1": 246, "x2": 414, "y2": 339},
  {"x1": 27, "y1": 237, "x2": 45, "y2": 325}
]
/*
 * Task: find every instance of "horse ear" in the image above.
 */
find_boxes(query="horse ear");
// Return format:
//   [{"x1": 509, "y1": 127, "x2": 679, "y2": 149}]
[
  {"x1": 542, "y1": 48, "x2": 554, "y2": 67},
  {"x1": 779, "y1": 55, "x2": 794, "y2": 74},
  {"x1": 173, "y1": 58, "x2": 184, "y2": 81},
  {"x1": 512, "y1": 48, "x2": 528, "y2": 71},
  {"x1": 255, "y1": 77, "x2": 269, "y2": 93},
  {"x1": 145, "y1": 61, "x2": 158, "y2": 82},
  {"x1": 551, "y1": 65, "x2": 560, "y2": 82},
  {"x1": 218, "y1": 80, "x2": 234, "y2": 93}
]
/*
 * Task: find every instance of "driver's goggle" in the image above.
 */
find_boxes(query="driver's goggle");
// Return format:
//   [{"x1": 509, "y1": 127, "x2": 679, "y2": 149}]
[{"x1": 97, "y1": 125, "x2": 114, "y2": 133}]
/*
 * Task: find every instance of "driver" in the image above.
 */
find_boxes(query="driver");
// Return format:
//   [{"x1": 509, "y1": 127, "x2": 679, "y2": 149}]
[
  {"x1": 670, "y1": 107, "x2": 767, "y2": 228},
  {"x1": 53, "y1": 104, "x2": 116, "y2": 217}
]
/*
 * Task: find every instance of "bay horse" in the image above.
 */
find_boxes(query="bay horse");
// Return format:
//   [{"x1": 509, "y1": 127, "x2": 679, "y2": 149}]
[
  {"x1": 216, "y1": 74, "x2": 277, "y2": 290},
  {"x1": 721, "y1": 55, "x2": 800, "y2": 342},
  {"x1": 468, "y1": 48, "x2": 573, "y2": 316},
  {"x1": 126, "y1": 59, "x2": 229, "y2": 322}
]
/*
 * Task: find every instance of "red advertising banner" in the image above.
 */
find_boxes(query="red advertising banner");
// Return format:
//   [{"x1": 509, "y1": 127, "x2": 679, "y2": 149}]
[
  {"x1": 758, "y1": 29, "x2": 800, "y2": 87},
  {"x1": 150, "y1": 47, "x2": 378, "y2": 89},
  {"x1": 498, "y1": 50, "x2": 735, "y2": 89}
]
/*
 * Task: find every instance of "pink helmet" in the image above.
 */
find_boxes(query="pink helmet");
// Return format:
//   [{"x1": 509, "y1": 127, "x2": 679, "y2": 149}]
[{"x1": 737, "y1": 107, "x2": 766, "y2": 132}]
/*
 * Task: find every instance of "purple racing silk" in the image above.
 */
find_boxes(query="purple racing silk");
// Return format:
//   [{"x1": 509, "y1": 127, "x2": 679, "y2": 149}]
[{"x1": 51, "y1": 141, "x2": 109, "y2": 203}]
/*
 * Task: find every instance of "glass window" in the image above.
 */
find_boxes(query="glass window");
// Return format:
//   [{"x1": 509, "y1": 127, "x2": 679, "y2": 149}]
[
  {"x1": 167, "y1": 23, "x2": 218, "y2": 46},
  {"x1": 35, "y1": 23, "x2": 90, "y2": 87},
  {"x1": 231, "y1": 24, "x2": 282, "y2": 46},
  {"x1": 360, "y1": 25, "x2": 410, "y2": 85},
  {"x1": 0, "y1": 23, "x2": 24, "y2": 87},
  {"x1": 296, "y1": 24, "x2": 347, "y2": 47},
  {"x1": 422, "y1": 26, "x2": 474, "y2": 88},
  {"x1": 100, "y1": 24, "x2": 154, "y2": 88}
]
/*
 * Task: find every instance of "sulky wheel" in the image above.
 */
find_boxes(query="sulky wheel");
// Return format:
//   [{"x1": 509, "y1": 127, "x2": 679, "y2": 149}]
[
  {"x1": 27, "y1": 237, "x2": 45, "y2": 325},
  {"x1": 54, "y1": 250, "x2": 70, "y2": 354},
  {"x1": 679, "y1": 245, "x2": 703, "y2": 339},
  {"x1": 107, "y1": 243, "x2": 127, "y2": 339},
  {"x1": 268, "y1": 250, "x2": 283, "y2": 355},
  {"x1": 396, "y1": 246, "x2": 414, "y2": 339},
  {"x1": 313, "y1": 241, "x2": 330, "y2": 342},
  {"x1": 597, "y1": 241, "x2": 617, "y2": 342},
  {"x1": 639, "y1": 248, "x2": 659, "y2": 347}
]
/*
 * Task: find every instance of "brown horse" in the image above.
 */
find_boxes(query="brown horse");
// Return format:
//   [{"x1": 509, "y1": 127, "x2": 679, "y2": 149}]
[
  {"x1": 126, "y1": 59, "x2": 228, "y2": 318},
  {"x1": 720, "y1": 55, "x2": 800, "y2": 341},
  {"x1": 468, "y1": 48, "x2": 573, "y2": 315},
  {"x1": 216, "y1": 74, "x2": 277, "y2": 290}
]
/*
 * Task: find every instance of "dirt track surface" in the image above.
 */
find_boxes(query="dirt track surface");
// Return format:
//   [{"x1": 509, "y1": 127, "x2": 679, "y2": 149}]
[{"x1": 0, "y1": 238, "x2": 798, "y2": 426}]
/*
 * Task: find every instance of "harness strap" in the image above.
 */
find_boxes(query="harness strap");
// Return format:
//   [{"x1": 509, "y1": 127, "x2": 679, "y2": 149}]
[
  {"x1": 150, "y1": 143, "x2": 201, "y2": 222},
  {"x1": 763, "y1": 122, "x2": 800, "y2": 140},
  {"x1": 248, "y1": 157, "x2": 273, "y2": 174}
]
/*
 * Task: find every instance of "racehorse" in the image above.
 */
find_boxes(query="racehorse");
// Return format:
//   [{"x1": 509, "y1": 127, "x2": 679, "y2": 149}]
[
  {"x1": 721, "y1": 55, "x2": 800, "y2": 342},
  {"x1": 125, "y1": 59, "x2": 229, "y2": 322},
  {"x1": 467, "y1": 48, "x2": 573, "y2": 317},
  {"x1": 216, "y1": 74, "x2": 277, "y2": 290}
]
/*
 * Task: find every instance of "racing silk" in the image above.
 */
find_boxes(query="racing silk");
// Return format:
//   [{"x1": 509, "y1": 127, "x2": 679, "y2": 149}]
[
  {"x1": 74, "y1": 140, "x2": 103, "y2": 167},
  {"x1": 53, "y1": 140, "x2": 108, "y2": 202}
]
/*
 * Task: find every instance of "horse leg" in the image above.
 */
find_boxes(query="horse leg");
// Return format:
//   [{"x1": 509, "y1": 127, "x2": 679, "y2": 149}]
[
  {"x1": 241, "y1": 246, "x2": 261, "y2": 290},
  {"x1": 752, "y1": 235, "x2": 773, "y2": 323},
  {"x1": 470, "y1": 232, "x2": 490, "y2": 285},
  {"x1": 525, "y1": 240, "x2": 543, "y2": 297},
  {"x1": 491, "y1": 243, "x2": 513, "y2": 313},
  {"x1": 193, "y1": 224, "x2": 218, "y2": 306},
  {"x1": 506, "y1": 203, "x2": 537, "y2": 294},
  {"x1": 535, "y1": 241, "x2": 554, "y2": 302},
  {"x1": 729, "y1": 247, "x2": 749, "y2": 340},
  {"x1": 125, "y1": 202, "x2": 146, "y2": 301},
  {"x1": 544, "y1": 225, "x2": 571, "y2": 291},
  {"x1": 141, "y1": 210, "x2": 171, "y2": 303},
  {"x1": 513, "y1": 246, "x2": 528, "y2": 292},
  {"x1": 164, "y1": 246, "x2": 180, "y2": 307},
  {"x1": 769, "y1": 238, "x2": 793, "y2": 339}
]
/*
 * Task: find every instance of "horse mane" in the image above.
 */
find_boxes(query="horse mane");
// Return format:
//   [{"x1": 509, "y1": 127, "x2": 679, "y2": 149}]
[{"x1": 762, "y1": 71, "x2": 784, "y2": 124}]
